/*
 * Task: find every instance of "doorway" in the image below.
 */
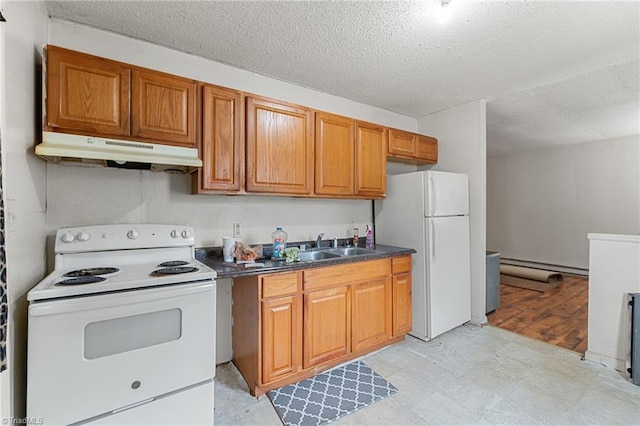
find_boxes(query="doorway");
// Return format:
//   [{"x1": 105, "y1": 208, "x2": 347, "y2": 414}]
[{"x1": 487, "y1": 275, "x2": 589, "y2": 354}]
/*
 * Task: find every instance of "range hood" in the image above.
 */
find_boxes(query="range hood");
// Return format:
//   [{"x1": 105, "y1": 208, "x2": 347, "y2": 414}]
[{"x1": 36, "y1": 132, "x2": 202, "y2": 174}]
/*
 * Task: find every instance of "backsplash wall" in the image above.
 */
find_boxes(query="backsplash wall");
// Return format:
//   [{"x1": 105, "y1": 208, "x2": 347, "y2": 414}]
[{"x1": 45, "y1": 165, "x2": 373, "y2": 249}]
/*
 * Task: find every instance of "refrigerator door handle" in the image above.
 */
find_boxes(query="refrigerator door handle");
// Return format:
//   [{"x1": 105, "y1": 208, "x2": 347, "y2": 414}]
[
  {"x1": 429, "y1": 175, "x2": 437, "y2": 216},
  {"x1": 430, "y1": 219, "x2": 436, "y2": 259}
]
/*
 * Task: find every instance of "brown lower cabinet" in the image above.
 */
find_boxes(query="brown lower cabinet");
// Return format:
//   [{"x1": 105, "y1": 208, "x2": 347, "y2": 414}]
[
  {"x1": 232, "y1": 257, "x2": 411, "y2": 396},
  {"x1": 303, "y1": 285, "x2": 351, "y2": 368},
  {"x1": 392, "y1": 256, "x2": 413, "y2": 336}
]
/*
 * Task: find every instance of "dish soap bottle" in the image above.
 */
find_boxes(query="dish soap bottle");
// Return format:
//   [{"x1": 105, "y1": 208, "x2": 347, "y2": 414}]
[
  {"x1": 271, "y1": 227, "x2": 288, "y2": 259},
  {"x1": 365, "y1": 225, "x2": 374, "y2": 249}
]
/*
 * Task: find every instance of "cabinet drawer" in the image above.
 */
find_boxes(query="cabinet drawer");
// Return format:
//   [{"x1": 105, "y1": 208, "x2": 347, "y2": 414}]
[
  {"x1": 261, "y1": 272, "x2": 300, "y2": 299},
  {"x1": 392, "y1": 256, "x2": 412, "y2": 274},
  {"x1": 304, "y1": 259, "x2": 390, "y2": 291}
]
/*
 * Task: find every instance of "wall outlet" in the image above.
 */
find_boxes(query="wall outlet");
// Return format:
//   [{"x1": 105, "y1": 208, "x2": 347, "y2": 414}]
[{"x1": 233, "y1": 223, "x2": 241, "y2": 238}]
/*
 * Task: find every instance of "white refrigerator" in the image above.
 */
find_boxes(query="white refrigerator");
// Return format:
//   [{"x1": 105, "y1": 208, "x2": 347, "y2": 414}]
[{"x1": 375, "y1": 170, "x2": 471, "y2": 341}]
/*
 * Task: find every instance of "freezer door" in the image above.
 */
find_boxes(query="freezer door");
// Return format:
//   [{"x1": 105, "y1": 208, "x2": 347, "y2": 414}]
[
  {"x1": 426, "y1": 215, "x2": 471, "y2": 338},
  {"x1": 425, "y1": 171, "x2": 469, "y2": 217}
]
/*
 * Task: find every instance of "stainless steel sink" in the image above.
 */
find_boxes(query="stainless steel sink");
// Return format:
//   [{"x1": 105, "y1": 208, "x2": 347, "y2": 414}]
[
  {"x1": 327, "y1": 247, "x2": 376, "y2": 256},
  {"x1": 298, "y1": 250, "x2": 342, "y2": 262}
]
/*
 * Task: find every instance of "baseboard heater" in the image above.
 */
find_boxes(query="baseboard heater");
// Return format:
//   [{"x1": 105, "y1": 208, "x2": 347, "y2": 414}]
[
  {"x1": 499, "y1": 257, "x2": 588, "y2": 276},
  {"x1": 630, "y1": 293, "x2": 640, "y2": 386}
]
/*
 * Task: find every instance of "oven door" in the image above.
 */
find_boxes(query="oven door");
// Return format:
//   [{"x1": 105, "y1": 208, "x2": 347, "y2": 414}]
[{"x1": 27, "y1": 280, "x2": 216, "y2": 425}]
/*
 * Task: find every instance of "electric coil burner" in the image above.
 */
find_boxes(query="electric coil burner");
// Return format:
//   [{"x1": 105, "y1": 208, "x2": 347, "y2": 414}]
[
  {"x1": 57, "y1": 276, "x2": 107, "y2": 285},
  {"x1": 151, "y1": 266, "x2": 199, "y2": 276},
  {"x1": 63, "y1": 267, "x2": 120, "y2": 277},
  {"x1": 56, "y1": 267, "x2": 119, "y2": 285},
  {"x1": 158, "y1": 260, "x2": 190, "y2": 267},
  {"x1": 27, "y1": 224, "x2": 217, "y2": 425}
]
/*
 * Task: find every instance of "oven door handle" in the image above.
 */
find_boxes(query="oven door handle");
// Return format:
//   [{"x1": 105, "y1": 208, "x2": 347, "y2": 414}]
[{"x1": 29, "y1": 280, "x2": 214, "y2": 316}]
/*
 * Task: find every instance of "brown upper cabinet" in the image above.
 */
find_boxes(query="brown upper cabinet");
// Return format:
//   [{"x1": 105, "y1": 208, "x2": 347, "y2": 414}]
[
  {"x1": 131, "y1": 69, "x2": 197, "y2": 147},
  {"x1": 46, "y1": 45, "x2": 197, "y2": 148},
  {"x1": 195, "y1": 84, "x2": 243, "y2": 193},
  {"x1": 47, "y1": 46, "x2": 437, "y2": 196},
  {"x1": 388, "y1": 128, "x2": 438, "y2": 164},
  {"x1": 314, "y1": 114, "x2": 387, "y2": 199},
  {"x1": 245, "y1": 96, "x2": 313, "y2": 195},
  {"x1": 46, "y1": 45, "x2": 131, "y2": 136},
  {"x1": 355, "y1": 121, "x2": 387, "y2": 198},
  {"x1": 314, "y1": 113, "x2": 355, "y2": 196}
]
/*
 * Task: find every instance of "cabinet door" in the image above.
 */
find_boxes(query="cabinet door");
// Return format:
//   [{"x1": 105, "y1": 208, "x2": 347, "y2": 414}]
[
  {"x1": 261, "y1": 295, "x2": 302, "y2": 384},
  {"x1": 355, "y1": 121, "x2": 387, "y2": 198},
  {"x1": 303, "y1": 287, "x2": 350, "y2": 368},
  {"x1": 131, "y1": 69, "x2": 197, "y2": 147},
  {"x1": 388, "y1": 129, "x2": 415, "y2": 157},
  {"x1": 315, "y1": 113, "x2": 355, "y2": 196},
  {"x1": 352, "y1": 278, "x2": 392, "y2": 351},
  {"x1": 199, "y1": 85, "x2": 243, "y2": 192},
  {"x1": 246, "y1": 97, "x2": 313, "y2": 195},
  {"x1": 392, "y1": 273, "x2": 413, "y2": 336},
  {"x1": 416, "y1": 135, "x2": 438, "y2": 163},
  {"x1": 46, "y1": 45, "x2": 130, "y2": 136}
]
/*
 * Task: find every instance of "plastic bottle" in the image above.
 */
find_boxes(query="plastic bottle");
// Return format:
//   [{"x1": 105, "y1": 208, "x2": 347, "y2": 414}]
[
  {"x1": 271, "y1": 227, "x2": 288, "y2": 259},
  {"x1": 365, "y1": 224, "x2": 375, "y2": 249}
]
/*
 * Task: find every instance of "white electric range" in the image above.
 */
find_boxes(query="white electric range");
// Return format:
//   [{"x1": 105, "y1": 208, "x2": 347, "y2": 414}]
[{"x1": 27, "y1": 224, "x2": 217, "y2": 425}]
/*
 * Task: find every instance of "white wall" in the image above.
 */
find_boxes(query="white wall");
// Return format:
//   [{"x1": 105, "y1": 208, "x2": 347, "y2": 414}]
[
  {"x1": 487, "y1": 136, "x2": 640, "y2": 270},
  {"x1": 46, "y1": 20, "x2": 417, "y2": 246},
  {"x1": 586, "y1": 234, "x2": 640, "y2": 372},
  {"x1": 1, "y1": 0, "x2": 49, "y2": 419},
  {"x1": 416, "y1": 101, "x2": 488, "y2": 325}
]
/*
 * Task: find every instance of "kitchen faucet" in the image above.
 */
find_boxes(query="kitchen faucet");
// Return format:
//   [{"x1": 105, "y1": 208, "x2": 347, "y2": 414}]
[{"x1": 315, "y1": 233, "x2": 325, "y2": 248}]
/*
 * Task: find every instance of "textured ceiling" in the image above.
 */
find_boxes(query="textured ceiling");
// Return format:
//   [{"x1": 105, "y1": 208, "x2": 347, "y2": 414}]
[{"x1": 44, "y1": 0, "x2": 640, "y2": 156}]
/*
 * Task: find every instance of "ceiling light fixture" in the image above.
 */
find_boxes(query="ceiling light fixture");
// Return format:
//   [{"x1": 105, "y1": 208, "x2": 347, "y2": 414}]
[{"x1": 438, "y1": 0, "x2": 452, "y2": 24}]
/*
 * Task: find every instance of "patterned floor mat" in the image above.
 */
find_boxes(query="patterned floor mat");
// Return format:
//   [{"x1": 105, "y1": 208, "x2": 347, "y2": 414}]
[{"x1": 267, "y1": 360, "x2": 398, "y2": 426}]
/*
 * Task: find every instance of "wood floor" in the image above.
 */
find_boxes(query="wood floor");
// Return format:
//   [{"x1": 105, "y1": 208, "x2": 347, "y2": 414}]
[{"x1": 487, "y1": 275, "x2": 589, "y2": 354}]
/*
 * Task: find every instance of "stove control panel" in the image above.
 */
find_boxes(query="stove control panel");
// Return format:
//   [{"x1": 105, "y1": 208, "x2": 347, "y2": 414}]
[{"x1": 56, "y1": 224, "x2": 197, "y2": 254}]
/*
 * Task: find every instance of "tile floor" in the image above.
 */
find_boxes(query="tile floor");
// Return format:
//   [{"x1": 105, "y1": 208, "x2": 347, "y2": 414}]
[{"x1": 214, "y1": 325, "x2": 640, "y2": 425}]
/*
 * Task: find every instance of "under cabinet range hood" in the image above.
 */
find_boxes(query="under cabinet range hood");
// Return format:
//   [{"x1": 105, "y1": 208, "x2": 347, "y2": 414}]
[{"x1": 35, "y1": 132, "x2": 202, "y2": 174}]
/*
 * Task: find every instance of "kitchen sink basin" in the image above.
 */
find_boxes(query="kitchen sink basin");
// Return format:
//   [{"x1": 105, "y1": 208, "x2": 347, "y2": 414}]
[
  {"x1": 327, "y1": 247, "x2": 376, "y2": 256},
  {"x1": 298, "y1": 250, "x2": 342, "y2": 262}
]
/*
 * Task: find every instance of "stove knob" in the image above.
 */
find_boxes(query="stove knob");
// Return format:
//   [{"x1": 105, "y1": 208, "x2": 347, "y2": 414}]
[
  {"x1": 181, "y1": 230, "x2": 191, "y2": 238},
  {"x1": 127, "y1": 230, "x2": 139, "y2": 240},
  {"x1": 61, "y1": 232, "x2": 75, "y2": 243},
  {"x1": 77, "y1": 231, "x2": 90, "y2": 242},
  {"x1": 171, "y1": 230, "x2": 179, "y2": 238}
]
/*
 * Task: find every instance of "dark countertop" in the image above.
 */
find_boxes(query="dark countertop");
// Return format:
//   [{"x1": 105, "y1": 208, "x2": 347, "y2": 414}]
[{"x1": 196, "y1": 243, "x2": 416, "y2": 279}]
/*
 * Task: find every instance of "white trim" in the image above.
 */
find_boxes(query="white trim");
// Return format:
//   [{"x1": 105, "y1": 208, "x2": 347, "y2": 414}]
[
  {"x1": 587, "y1": 233, "x2": 640, "y2": 244},
  {"x1": 470, "y1": 315, "x2": 487, "y2": 326},
  {"x1": 584, "y1": 350, "x2": 627, "y2": 373}
]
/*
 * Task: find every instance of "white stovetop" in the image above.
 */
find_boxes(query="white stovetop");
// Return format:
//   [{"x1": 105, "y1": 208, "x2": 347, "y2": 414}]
[
  {"x1": 29, "y1": 224, "x2": 216, "y2": 302},
  {"x1": 28, "y1": 247, "x2": 216, "y2": 302}
]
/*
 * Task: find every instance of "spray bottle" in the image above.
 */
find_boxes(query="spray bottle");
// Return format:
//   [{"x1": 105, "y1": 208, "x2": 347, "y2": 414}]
[{"x1": 365, "y1": 224, "x2": 374, "y2": 249}]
